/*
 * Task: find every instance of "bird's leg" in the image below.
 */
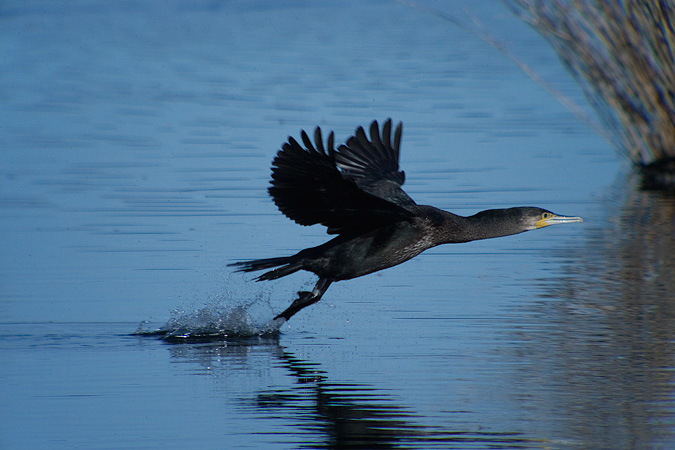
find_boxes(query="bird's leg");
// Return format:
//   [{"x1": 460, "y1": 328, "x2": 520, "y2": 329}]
[{"x1": 273, "y1": 278, "x2": 333, "y2": 321}]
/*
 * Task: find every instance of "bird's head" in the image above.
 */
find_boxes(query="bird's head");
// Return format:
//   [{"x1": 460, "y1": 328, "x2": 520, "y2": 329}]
[{"x1": 519, "y1": 207, "x2": 583, "y2": 231}]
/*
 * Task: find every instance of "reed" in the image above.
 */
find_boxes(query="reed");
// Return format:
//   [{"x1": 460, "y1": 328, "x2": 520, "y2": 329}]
[{"x1": 505, "y1": 0, "x2": 675, "y2": 187}]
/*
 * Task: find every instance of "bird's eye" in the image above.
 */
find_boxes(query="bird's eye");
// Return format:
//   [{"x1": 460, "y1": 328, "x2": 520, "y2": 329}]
[{"x1": 542, "y1": 213, "x2": 550, "y2": 219}]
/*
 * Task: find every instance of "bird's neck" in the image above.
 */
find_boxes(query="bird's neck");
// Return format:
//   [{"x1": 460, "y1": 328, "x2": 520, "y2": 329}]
[{"x1": 457, "y1": 208, "x2": 527, "y2": 242}]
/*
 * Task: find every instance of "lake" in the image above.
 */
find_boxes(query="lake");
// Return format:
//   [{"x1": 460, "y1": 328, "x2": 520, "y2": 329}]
[{"x1": 1, "y1": 1, "x2": 674, "y2": 449}]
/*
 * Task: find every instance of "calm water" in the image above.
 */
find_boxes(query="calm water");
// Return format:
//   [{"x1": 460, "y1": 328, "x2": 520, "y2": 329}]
[{"x1": 2, "y1": 1, "x2": 674, "y2": 449}]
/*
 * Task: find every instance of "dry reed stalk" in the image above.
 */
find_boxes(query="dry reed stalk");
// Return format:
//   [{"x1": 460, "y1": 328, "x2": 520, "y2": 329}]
[{"x1": 505, "y1": 0, "x2": 675, "y2": 187}]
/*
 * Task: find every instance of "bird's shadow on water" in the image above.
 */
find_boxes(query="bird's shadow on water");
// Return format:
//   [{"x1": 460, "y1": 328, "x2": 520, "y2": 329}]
[
  {"x1": 135, "y1": 330, "x2": 548, "y2": 449},
  {"x1": 132, "y1": 296, "x2": 546, "y2": 448}
]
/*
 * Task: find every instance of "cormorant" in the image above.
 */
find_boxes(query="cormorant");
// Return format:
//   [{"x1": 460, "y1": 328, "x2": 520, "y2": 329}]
[{"x1": 231, "y1": 119, "x2": 582, "y2": 321}]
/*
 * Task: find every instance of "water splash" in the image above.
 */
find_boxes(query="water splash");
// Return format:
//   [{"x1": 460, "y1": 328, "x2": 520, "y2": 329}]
[{"x1": 135, "y1": 297, "x2": 284, "y2": 341}]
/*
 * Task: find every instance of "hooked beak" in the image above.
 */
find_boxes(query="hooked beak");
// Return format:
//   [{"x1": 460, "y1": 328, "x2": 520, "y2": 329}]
[{"x1": 535, "y1": 214, "x2": 583, "y2": 229}]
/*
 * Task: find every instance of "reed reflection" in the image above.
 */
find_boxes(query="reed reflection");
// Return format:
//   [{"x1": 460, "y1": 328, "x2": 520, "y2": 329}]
[
  {"x1": 517, "y1": 175, "x2": 675, "y2": 449},
  {"x1": 160, "y1": 337, "x2": 545, "y2": 449}
]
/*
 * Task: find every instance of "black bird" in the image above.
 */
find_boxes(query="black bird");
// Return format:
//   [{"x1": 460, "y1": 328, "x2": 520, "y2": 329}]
[{"x1": 231, "y1": 119, "x2": 582, "y2": 321}]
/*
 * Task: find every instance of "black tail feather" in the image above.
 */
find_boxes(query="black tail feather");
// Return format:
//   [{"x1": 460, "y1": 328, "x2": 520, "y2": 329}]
[
  {"x1": 229, "y1": 257, "x2": 302, "y2": 281},
  {"x1": 229, "y1": 257, "x2": 290, "y2": 273}
]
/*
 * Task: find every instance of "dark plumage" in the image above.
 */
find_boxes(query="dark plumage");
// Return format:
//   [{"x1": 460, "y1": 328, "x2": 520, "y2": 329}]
[{"x1": 230, "y1": 120, "x2": 582, "y2": 321}]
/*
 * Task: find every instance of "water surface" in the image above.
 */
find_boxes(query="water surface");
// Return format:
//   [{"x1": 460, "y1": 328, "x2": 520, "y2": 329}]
[{"x1": 2, "y1": 1, "x2": 673, "y2": 449}]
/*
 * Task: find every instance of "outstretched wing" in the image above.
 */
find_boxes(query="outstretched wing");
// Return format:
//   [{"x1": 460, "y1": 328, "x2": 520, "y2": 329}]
[
  {"x1": 268, "y1": 125, "x2": 413, "y2": 235},
  {"x1": 334, "y1": 119, "x2": 416, "y2": 208}
]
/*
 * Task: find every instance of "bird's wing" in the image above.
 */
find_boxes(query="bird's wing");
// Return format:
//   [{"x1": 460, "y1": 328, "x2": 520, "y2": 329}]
[
  {"x1": 268, "y1": 126, "x2": 414, "y2": 235},
  {"x1": 334, "y1": 119, "x2": 416, "y2": 208}
]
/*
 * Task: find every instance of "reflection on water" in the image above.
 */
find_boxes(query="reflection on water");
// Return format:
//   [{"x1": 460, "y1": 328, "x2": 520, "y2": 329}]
[
  {"x1": 517, "y1": 173, "x2": 675, "y2": 449},
  {"x1": 139, "y1": 304, "x2": 548, "y2": 447},
  {"x1": 161, "y1": 336, "x2": 547, "y2": 449}
]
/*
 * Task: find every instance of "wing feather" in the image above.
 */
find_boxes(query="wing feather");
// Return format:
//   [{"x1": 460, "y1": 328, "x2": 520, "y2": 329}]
[
  {"x1": 335, "y1": 119, "x2": 415, "y2": 207},
  {"x1": 268, "y1": 124, "x2": 413, "y2": 235}
]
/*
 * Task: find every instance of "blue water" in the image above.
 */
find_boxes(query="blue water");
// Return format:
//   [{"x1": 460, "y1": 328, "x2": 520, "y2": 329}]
[{"x1": 2, "y1": 1, "x2": 673, "y2": 449}]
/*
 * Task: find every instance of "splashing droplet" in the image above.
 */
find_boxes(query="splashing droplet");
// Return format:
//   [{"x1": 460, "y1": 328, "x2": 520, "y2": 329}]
[{"x1": 135, "y1": 297, "x2": 284, "y2": 341}]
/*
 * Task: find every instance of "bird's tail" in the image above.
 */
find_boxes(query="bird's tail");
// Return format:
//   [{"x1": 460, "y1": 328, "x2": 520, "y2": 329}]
[{"x1": 229, "y1": 256, "x2": 302, "y2": 281}]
